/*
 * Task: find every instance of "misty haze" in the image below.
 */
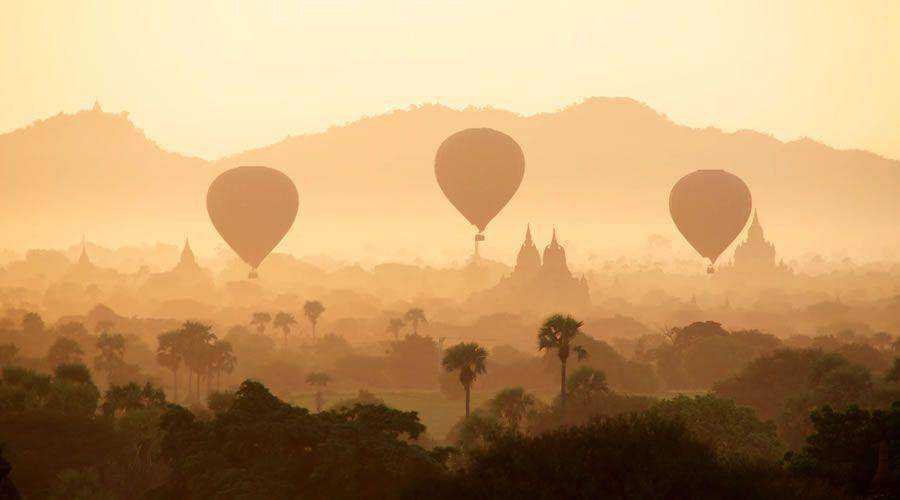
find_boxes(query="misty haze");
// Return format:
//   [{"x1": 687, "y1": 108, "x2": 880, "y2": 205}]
[{"x1": 0, "y1": 2, "x2": 898, "y2": 499}]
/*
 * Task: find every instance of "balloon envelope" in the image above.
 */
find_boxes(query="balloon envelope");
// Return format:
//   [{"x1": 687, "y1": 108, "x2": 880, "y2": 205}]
[
  {"x1": 207, "y1": 166, "x2": 299, "y2": 270},
  {"x1": 434, "y1": 128, "x2": 525, "y2": 233},
  {"x1": 669, "y1": 170, "x2": 752, "y2": 264}
]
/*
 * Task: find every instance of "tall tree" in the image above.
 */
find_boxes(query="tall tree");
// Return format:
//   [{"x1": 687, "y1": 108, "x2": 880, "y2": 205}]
[
  {"x1": 304, "y1": 301, "x2": 325, "y2": 341},
  {"x1": 538, "y1": 314, "x2": 588, "y2": 416},
  {"x1": 21, "y1": 312, "x2": 44, "y2": 337},
  {"x1": 272, "y1": 312, "x2": 297, "y2": 348},
  {"x1": 305, "y1": 371, "x2": 331, "y2": 411},
  {"x1": 180, "y1": 321, "x2": 217, "y2": 400},
  {"x1": 210, "y1": 340, "x2": 236, "y2": 391},
  {"x1": 385, "y1": 318, "x2": 405, "y2": 340},
  {"x1": 157, "y1": 329, "x2": 184, "y2": 401},
  {"x1": 442, "y1": 342, "x2": 488, "y2": 417},
  {"x1": 46, "y1": 337, "x2": 84, "y2": 368},
  {"x1": 403, "y1": 308, "x2": 427, "y2": 335},
  {"x1": 250, "y1": 312, "x2": 272, "y2": 335},
  {"x1": 94, "y1": 332, "x2": 127, "y2": 383}
]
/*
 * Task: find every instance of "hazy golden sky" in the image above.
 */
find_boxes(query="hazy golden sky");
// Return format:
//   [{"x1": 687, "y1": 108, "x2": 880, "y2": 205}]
[{"x1": 2, "y1": 0, "x2": 898, "y2": 160}]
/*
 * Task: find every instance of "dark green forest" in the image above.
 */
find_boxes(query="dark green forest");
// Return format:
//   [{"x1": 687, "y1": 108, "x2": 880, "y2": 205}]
[{"x1": 1, "y1": 314, "x2": 898, "y2": 499}]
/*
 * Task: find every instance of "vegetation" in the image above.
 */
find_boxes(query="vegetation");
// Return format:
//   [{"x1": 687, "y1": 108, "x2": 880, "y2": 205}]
[
  {"x1": 305, "y1": 371, "x2": 331, "y2": 411},
  {"x1": 386, "y1": 317, "x2": 405, "y2": 340},
  {"x1": 403, "y1": 308, "x2": 427, "y2": 336},
  {"x1": 303, "y1": 301, "x2": 325, "y2": 340},
  {"x1": 441, "y1": 342, "x2": 488, "y2": 417},
  {"x1": 537, "y1": 314, "x2": 588, "y2": 415},
  {"x1": 272, "y1": 311, "x2": 297, "y2": 348},
  {"x1": 0, "y1": 303, "x2": 896, "y2": 497}
]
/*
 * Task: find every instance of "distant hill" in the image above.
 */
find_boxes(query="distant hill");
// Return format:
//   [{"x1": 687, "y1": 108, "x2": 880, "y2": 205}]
[
  {"x1": 0, "y1": 104, "x2": 210, "y2": 250},
  {"x1": 2, "y1": 98, "x2": 898, "y2": 262}
]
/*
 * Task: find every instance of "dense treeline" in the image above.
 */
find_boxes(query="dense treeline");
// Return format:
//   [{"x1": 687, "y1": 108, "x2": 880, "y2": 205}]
[{"x1": 0, "y1": 310, "x2": 898, "y2": 498}]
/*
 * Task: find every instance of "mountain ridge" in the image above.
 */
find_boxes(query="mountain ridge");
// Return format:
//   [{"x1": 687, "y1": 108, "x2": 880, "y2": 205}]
[{"x1": 1, "y1": 98, "x2": 897, "y2": 261}]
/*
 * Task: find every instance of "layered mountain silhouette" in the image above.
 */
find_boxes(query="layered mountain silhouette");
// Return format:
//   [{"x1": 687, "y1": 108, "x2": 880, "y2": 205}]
[{"x1": 1, "y1": 98, "x2": 897, "y2": 261}]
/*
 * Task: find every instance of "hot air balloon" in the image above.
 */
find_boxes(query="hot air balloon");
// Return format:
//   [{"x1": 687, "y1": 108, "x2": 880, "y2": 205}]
[
  {"x1": 434, "y1": 128, "x2": 525, "y2": 246},
  {"x1": 669, "y1": 169, "x2": 752, "y2": 273},
  {"x1": 207, "y1": 166, "x2": 299, "y2": 278}
]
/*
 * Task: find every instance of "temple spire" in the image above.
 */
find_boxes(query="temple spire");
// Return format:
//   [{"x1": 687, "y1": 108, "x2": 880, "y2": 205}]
[
  {"x1": 551, "y1": 227, "x2": 558, "y2": 246},
  {"x1": 748, "y1": 210, "x2": 764, "y2": 241},
  {"x1": 180, "y1": 238, "x2": 197, "y2": 266},
  {"x1": 525, "y1": 224, "x2": 533, "y2": 244},
  {"x1": 78, "y1": 235, "x2": 91, "y2": 266}
]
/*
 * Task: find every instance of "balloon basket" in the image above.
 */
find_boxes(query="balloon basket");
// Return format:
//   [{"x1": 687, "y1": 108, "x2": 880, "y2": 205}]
[
  {"x1": 475, "y1": 233, "x2": 485, "y2": 242},
  {"x1": 248, "y1": 269, "x2": 259, "y2": 279},
  {"x1": 706, "y1": 265, "x2": 715, "y2": 275}
]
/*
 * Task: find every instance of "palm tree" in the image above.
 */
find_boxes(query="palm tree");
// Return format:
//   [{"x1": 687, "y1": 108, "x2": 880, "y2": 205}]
[
  {"x1": 180, "y1": 321, "x2": 217, "y2": 401},
  {"x1": 538, "y1": 314, "x2": 588, "y2": 416},
  {"x1": 156, "y1": 330, "x2": 183, "y2": 401},
  {"x1": 442, "y1": 342, "x2": 488, "y2": 417},
  {"x1": 385, "y1": 318, "x2": 405, "y2": 340},
  {"x1": 273, "y1": 312, "x2": 298, "y2": 348},
  {"x1": 210, "y1": 340, "x2": 236, "y2": 391},
  {"x1": 404, "y1": 308, "x2": 427, "y2": 335},
  {"x1": 305, "y1": 371, "x2": 331, "y2": 411},
  {"x1": 250, "y1": 312, "x2": 272, "y2": 335},
  {"x1": 304, "y1": 301, "x2": 325, "y2": 341}
]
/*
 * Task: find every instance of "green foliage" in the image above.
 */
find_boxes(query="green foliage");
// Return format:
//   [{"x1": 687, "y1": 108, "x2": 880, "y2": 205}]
[
  {"x1": 330, "y1": 389, "x2": 384, "y2": 411},
  {"x1": 385, "y1": 317, "x2": 405, "y2": 339},
  {"x1": 543, "y1": 333, "x2": 659, "y2": 393},
  {"x1": 250, "y1": 311, "x2": 272, "y2": 334},
  {"x1": 0, "y1": 364, "x2": 99, "y2": 416},
  {"x1": 0, "y1": 343, "x2": 19, "y2": 365},
  {"x1": 46, "y1": 336, "x2": 84, "y2": 367},
  {"x1": 654, "y1": 322, "x2": 781, "y2": 390},
  {"x1": 488, "y1": 387, "x2": 540, "y2": 431},
  {"x1": 649, "y1": 394, "x2": 785, "y2": 462},
  {"x1": 54, "y1": 363, "x2": 93, "y2": 385},
  {"x1": 714, "y1": 348, "x2": 826, "y2": 421},
  {"x1": 304, "y1": 300, "x2": 326, "y2": 339},
  {"x1": 403, "y1": 308, "x2": 426, "y2": 335},
  {"x1": 94, "y1": 331, "x2": 126, "y2": 382},
  {"x1": 447, "y1": 387, "x2": 543, "y2": 452},
  {"x1": 786, "y1": 403, "x2": 900, "y2": 495},
  {"x1": 0, "y1": 410, "x2": 127, "y2": 497},
  {"x1": 155, "y1": 379, "x2": 441, "y2": 499},
  {"x1": 537, "y1": 314, "x2": 587, "y2": 363},
  {"x1": 426, "y1": 413, "x2": 802, "y2": 499},
  {"x1": 206, "y1": 389, "x2": 236, "y2": 414},
  {"x1": 442, "y1": 343, "x2": 488, "y2": 389},
  {"x1": 715, "y1": 347, "x2": 891, "y2": 451},
  {"x1": 21, "y1": 312, "x2": 44, "y2": 336},
  {"x1": 566, "y1": 366, "x2": 609, "y2": 406},
  {"x1": 101, "y1": 381, "x2": 166, "y2": 417},
  {"x1": 529, "y1": 381, "x2": 656, "y2": 433}
]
